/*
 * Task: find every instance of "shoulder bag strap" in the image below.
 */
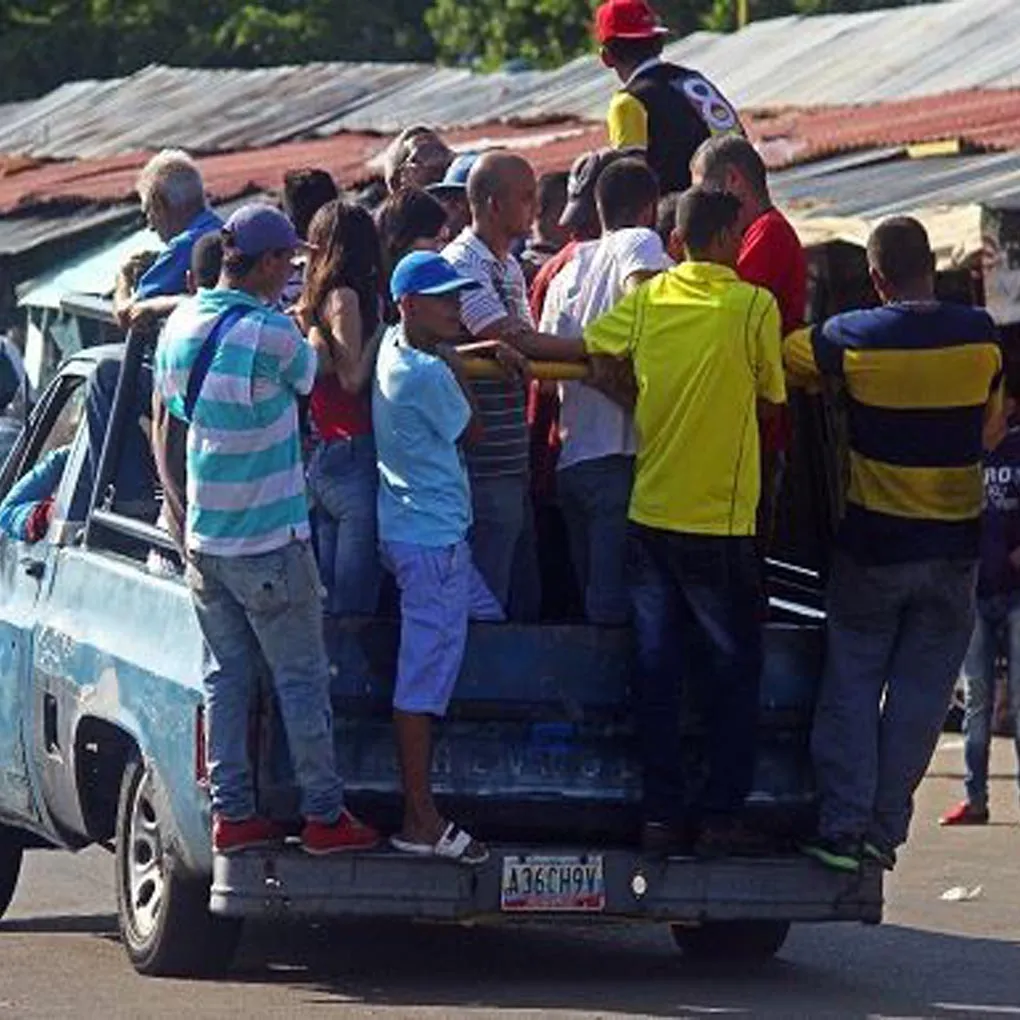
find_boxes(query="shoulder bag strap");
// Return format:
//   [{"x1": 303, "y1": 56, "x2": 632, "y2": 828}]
[{"x1": 183, "y1": 306, "x2": 252, "y2": 423}]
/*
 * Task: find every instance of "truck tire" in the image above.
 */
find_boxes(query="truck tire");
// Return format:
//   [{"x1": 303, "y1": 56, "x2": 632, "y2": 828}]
[
  {"x1": 0, "y1": 825, "x2": 23, "y2": 921},
  {"x1": 115, "y1": 758, "x2": 241, "y2": 977},
  {"x1": 670, "y1": 920, "x2": 791, "y2": 962}
]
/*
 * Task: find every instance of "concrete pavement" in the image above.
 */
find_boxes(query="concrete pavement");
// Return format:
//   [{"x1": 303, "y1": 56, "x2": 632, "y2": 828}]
[{"x1": 1, "y1": 736, "x2": 1018, "y2": 1019}]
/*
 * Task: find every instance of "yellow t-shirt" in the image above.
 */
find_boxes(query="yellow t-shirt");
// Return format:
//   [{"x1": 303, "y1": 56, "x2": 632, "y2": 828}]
[
  {"x1": 585, "y1": 262, "x2": 786, "y2": 536},
  {"x1": 607, "y1": 91, "x2": 649, "y2": 150}
]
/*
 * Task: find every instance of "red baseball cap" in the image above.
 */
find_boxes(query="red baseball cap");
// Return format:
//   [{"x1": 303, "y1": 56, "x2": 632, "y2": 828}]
[{"x1": 594, "y1": 0, "x2": 671, "y2": 45}]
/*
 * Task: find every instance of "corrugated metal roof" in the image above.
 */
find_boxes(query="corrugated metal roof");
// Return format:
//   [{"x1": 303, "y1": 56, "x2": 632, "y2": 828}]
[
  {"x1": 0, "y1": 205, "x2": 135, "y2": 260},
  {"x1": 754, "y1": 88, "x2": 1020, "y2": 168},
  {"x1": 0, "y1": 122, "x2": 605, "y2": 214},
  {"x1": 3, "y1": 0, "x2": 1020, "y2": 161},
  {"x1": 772, "y1": 147, "x2": 1020, "y2": 219}
]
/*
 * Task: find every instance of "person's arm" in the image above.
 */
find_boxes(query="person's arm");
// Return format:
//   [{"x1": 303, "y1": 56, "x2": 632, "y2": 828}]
[
  {"x1": 432, "y1": 343, "x2": 483, "y2": 447},
  {"x1": 457, "y1": 270, "x2": 587, "y2": 362},
  {"x1": 782, "y1": 325, "x2": 827, "y2": 389},
  {"x1": 754, "y1": 294, "x2": 787, "y2": 414},
  {"x1": 312, "y1": 288, "x2": 383, "y2": 395},
  {"x1": 0, "y1": 447, "x2": 70, "y2": 542},
  {"x1": 619, "y1": 230, "x2": 673, "y2": 296},
  {"x1": 273, "y1": 316, "x2": 319, "y2": 398},
  {"x1": 584, "y1": 286, "x2": 642, "y2": 411},
  {"x1": 607, "y1": 91, "x2": 649, "y2": 150},
  {"x1": 984, "y1": 372, "x2": 1007, "y2": 452}
]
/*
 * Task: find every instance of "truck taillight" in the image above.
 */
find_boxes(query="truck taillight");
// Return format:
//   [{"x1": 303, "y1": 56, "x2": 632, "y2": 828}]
[{"x1": 195, "y1": 704, "x2": 209, "y2": 787}]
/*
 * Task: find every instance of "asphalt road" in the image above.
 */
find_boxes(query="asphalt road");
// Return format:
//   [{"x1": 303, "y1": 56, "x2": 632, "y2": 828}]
[{"x1": 2, "y1": 736, "x2": 1019, "y2": 1020}]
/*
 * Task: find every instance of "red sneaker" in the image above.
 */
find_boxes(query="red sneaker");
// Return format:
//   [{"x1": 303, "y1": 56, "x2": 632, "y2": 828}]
[
  {"x1": 302, "y1": 810, "x2": 380, "y2": 855},
  {"x1": 213, "y1": 815, "x2": 286, "y2": 854},
  {"x1": 939, "y1": 801, "x2": 990, "y2": 826}
]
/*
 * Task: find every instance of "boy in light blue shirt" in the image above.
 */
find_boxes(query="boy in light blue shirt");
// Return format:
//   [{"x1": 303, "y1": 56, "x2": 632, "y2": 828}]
[{"x1": 374, "y1": 251, "x2": 525, "y2": 866}]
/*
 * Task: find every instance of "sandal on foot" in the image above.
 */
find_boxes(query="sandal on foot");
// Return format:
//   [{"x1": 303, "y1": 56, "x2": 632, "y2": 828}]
[{"x1": 390, "y1": 821, "x2": 489, "y2": 865}]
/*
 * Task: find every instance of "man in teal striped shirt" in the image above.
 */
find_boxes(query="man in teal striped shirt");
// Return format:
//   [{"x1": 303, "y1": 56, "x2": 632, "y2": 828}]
[{"x1": 155, "y1": 204, "x2": 379, "y2": 857}]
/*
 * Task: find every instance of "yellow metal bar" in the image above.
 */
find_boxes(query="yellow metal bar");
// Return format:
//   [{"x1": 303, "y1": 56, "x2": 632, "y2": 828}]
[
  {"x1": 461, "y1": 359, "x2": 588, "y2": 381},
  {"x1": 737, "y1": 0, "x2": 749, "y2": 29}
]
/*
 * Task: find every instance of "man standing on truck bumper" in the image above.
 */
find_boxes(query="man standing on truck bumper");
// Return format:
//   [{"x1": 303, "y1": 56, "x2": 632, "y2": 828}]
[
  {"x1": 785, "y1": 217, "x2": 1005, "y2": 874},
  {"x1": 154, "y1": 203, "x2": 379, "y2": 857},
  {"x1": 584, "y1": 189, "x2": 786, "y2": 854}
]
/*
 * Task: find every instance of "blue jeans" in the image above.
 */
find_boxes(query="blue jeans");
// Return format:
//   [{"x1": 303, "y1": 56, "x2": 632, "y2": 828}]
[
  {"x1": 813, "y1": 553, "x2": 977, "y2": 849},
  {"x1": 307, "y1": 434, "x2": 381, "y2": 616},
  {"x1": 186, "y1": 541, "x2": 344, "y2": 823},
  {"x1": 469, "y1": 472, "x2": 539, "y2": 620},
  {"x1": 627, "y1": 525, "x2": 763, "y2": 825},
  {"x1": 961, "y1": 593, "x2": 1020, "y2": 808},
  {"x1": 558, "y1": 455, "x2": 633, "y2": 625}
]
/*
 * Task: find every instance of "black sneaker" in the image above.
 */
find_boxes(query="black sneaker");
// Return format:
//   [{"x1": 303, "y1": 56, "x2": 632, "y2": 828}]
[
  {"x1": 862, "y1": 840, "x2": 897, "y2": 871},
  {"x1": 801, "y1": 836, "x2": 861, "y2": 874}
]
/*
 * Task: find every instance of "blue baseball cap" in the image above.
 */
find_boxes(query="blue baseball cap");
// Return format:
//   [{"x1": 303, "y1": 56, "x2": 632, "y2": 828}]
[
  {"x1": 426, "y1": 152, "x2": 480, "y2": 198},
  {"x1": 390, "y1": 251, "x2": 480, "y2": 301},
  {"x1": 222, "y1": 203, "x2": 303, "y2": 256}
]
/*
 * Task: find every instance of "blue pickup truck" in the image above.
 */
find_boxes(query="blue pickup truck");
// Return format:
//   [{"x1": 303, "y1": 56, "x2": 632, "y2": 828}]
[{"x1": 0, "y1": 317, "x2": 881, "y2": 977}]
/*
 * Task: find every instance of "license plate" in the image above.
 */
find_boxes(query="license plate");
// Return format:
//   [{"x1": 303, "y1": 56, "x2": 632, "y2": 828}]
[{"x1": 500, "y1": 854, "x2": 605, "y2": 913}]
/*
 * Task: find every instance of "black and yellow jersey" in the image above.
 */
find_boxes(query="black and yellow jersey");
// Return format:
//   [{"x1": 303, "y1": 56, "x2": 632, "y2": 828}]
[
  {"x1": 784, "y1": 303, "x2": 1003, "y2": 565},
  {"x1": 606, "y1": 60, "x2": 743, "y2": 194}
]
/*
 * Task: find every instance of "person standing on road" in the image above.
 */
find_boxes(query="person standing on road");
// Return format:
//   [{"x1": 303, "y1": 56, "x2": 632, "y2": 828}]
[
  {"x1": 786, "y1": 217, "x2": 1006, "y2": 874},
  {"x1": 596, "y1": 0, "x2": 742, "y2": 196},
  {"x1": 942, "y1": 380, "x2": 1020, "y2": 826},
  {"x1": 585, "y1": 188, "x2": 786, "y2": 855},
  {"x1": 155, "y1": 203, "x2": 379, "y2": 857},
  {"x1": 374, "y1": 251, "x2": 525, "y2": 865},
  {"x1": 443, "y1": 152, "x2": 586, "y2": 617}
]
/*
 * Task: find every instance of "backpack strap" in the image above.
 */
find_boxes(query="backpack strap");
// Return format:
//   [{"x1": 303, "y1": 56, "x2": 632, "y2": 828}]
[{"x1": 183, "y1": 306, "x2": 251, "y2": 423}]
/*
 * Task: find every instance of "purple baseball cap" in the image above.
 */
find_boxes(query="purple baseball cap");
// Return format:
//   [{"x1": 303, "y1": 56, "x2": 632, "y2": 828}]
[{"x1": 222, "y1": 203, "x2": 303, "y2": 256}]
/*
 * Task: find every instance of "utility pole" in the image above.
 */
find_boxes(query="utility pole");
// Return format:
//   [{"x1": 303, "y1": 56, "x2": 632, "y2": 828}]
[{"x1": 737, "y1": 0, "x2": 749, "y2": 28}]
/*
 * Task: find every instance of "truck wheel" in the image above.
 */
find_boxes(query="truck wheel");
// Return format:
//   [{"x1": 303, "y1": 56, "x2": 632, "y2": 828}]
[
  {"x1": 115, "y1": 758, "x2": 241, "y2": 977},
  {"x1": 670, "y1": 920, "x2": 791, "y2": 962},
  {"x1": 0, "y1": 825, "x2": 23, "y2": 921}
]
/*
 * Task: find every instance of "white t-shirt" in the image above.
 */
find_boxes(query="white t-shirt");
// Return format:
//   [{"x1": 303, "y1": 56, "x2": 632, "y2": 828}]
[{"x1": 540, "y1": 228, "x2": 671, "y2": 470}]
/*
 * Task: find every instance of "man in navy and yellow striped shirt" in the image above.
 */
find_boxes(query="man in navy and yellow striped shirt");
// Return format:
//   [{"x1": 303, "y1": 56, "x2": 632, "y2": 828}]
[{"x1": 784, "y1": 216, "x2": 1005, "y2": 875}]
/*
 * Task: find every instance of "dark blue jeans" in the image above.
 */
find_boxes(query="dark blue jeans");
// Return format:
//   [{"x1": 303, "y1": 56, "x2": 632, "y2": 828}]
[{"x1": 627, "y1": 524, "x2": 762, "y2": 826}]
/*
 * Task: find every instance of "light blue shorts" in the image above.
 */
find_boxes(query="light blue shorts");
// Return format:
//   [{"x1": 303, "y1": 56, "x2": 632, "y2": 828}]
[{"x1": 382, "y1": 539, "x2": 505, "y2": 715}]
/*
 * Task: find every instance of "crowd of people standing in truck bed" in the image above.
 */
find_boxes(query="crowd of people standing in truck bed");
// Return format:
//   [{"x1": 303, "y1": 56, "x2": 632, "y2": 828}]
[{"x1": 2, "y1": 0, "x2": 1015, "y2": 877}]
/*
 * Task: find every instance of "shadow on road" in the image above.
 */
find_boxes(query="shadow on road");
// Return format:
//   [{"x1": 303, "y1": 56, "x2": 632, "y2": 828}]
[
  {"x1": 0, "y1": 913, "x2": 118, "y2": 935},
  {"x1": 223, "y1": 918, "x2": 1020, "y2": 1017}
]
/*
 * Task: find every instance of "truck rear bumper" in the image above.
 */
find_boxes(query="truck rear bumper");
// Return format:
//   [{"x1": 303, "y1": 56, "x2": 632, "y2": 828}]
[{"x1": 210, "y1": 845, "x2": 883, "y2": 925}]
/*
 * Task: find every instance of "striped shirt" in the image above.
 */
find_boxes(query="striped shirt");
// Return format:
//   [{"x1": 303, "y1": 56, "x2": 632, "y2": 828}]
[
  {"x1": 784, "y1": 303, "x2": 1003, "y2": 565},
  {"x1": 442, "y1": 229, "x2": 530, "y2": 480},
  {"x1": 155, "y1": 287, "x2": 316, "y2": 557}
]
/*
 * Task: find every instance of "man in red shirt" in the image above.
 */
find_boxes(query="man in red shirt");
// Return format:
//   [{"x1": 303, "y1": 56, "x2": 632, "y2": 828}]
[
  {"x1": 690, "y1": 135, "x2": 806, "y2": 333},
  {"x1": 691, "y1": 135, "x2": 807, "y2": 545}
]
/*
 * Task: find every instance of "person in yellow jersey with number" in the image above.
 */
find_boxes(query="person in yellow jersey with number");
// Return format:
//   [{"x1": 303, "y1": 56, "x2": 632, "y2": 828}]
[{"x1": 596, "y1": 0, "x2": 744, "y2": 195}]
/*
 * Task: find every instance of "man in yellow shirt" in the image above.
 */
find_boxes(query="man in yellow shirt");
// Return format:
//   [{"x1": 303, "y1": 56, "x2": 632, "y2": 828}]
[
  {"x1": 585, "y1": 187, "x2": 786, "y2": 855},
  {"x1": 596, "y1": 0, "x2": 743, "y2": 195}
]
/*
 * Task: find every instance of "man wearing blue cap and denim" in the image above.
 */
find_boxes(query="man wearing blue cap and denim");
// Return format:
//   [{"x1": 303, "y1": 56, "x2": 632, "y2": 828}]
[
  {"x1": 155, "y1": 202, "x2": 380, "y2": 858},
  {"x1": 374, "y1": 250, "x2": 526, "y2": 865}
]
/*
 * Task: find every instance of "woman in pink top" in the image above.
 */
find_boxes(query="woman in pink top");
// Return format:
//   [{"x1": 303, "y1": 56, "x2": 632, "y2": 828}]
[{"x1": 298, "y1": 200, "x2": 386, "y2": 615}]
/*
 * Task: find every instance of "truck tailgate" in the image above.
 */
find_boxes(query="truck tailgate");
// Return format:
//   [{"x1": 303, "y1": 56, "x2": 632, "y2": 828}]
[{"x1": 210, "y1": 845, "x2": 881, "y2": 925}]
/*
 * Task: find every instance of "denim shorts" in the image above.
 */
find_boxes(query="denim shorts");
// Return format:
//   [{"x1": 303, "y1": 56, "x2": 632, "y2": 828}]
[{"x1": 382, "y1": 539, "x2": 504, "y2": 716}]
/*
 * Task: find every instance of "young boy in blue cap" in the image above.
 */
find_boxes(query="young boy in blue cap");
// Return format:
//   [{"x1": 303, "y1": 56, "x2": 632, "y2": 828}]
[{"x1": 374, "y1": 250, "x2": 526, "y2": 865}]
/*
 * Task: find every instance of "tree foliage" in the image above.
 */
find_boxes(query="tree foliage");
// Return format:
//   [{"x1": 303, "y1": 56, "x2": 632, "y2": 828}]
[
  {"x1": 0, "y1": 0, "x2": 944, "y2": 103},
  {"x1": 426, "y1": 0, "x2": 942, "y2": 69}
]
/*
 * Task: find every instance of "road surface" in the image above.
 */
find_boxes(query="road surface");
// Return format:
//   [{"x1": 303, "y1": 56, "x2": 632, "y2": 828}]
[{"x1": 2, "y1": 736, "x2": 1018, "y2": 1019}]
